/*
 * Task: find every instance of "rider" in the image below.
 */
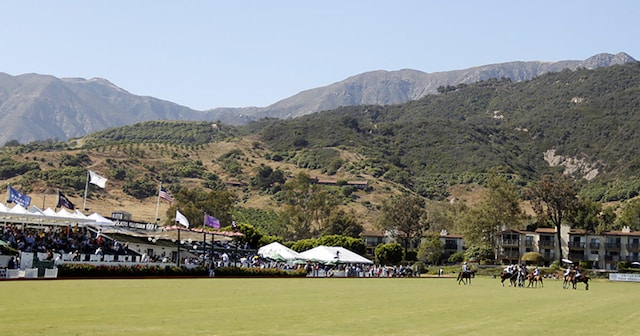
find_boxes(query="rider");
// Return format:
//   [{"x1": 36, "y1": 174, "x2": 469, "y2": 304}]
[
  {"x1": 462, "y1": 261, "x2": 470, "y2": 274},
  {"x1": 520, "y1": 263, "x2": 528, "y2": 276},
  {"x1": 506, "y1": 263, "x2": 515, "y2": 274},
  {"x1": 563, "y1": 265, "x2": 572, "y2": 278},
  {"x1": 532, "y1": 266, "x2": 540, "y2": 277},
  {"x1": 574, "y1": 266, "x2": 582, "y2": 281}
]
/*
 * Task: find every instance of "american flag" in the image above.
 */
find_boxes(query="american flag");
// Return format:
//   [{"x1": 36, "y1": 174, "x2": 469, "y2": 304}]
[{"x1": 159, "y1": 186, "x2": 173, "y2": 204}]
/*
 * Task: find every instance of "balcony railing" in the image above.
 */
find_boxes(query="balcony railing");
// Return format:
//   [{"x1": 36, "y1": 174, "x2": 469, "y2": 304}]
[
  {"x1": 542, "y1": 252, "x2": 556, "y2": 260},
  {"x1": 500, "y1": 239, "x2": 520, "y2": 246},
  {"x1": 568, "y1": 242, "x2": 586, "y2": 249},
  {"x1": 524, "y1": 240, "x2": 534, "y2": 247},
  {"x1": 605, "y1": 243, "x2": 622, "y2": 250},
  {"x1": 500, "y1": 252, "x2": 520, "y2": 259},
  {"x1": 626, "y1": 256, "x2": 640, "y2": 262},
  {"x1": 538, "y1": 241, "x2": 556, "y2": 248},
  {"x1": 568, "y1": 253, "x2": 585, "y2": 261},
  {"x1": 589, "y1": 242, "x2": 600, "y2": 249},
  {"x1": 626, "y1": 243, "x2": 640, "y2": 251},
  {"x1": 605, "y1": 255, "x2": 620, "y2": 261}
]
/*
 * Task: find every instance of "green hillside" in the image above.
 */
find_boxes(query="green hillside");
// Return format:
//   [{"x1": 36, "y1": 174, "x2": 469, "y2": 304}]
[
  {"x1": 251, "y1": 63, "x2": 640, "y2": 201},
  {"x1": 3, "y1": 63, "x2": 640, "y2": 239}
]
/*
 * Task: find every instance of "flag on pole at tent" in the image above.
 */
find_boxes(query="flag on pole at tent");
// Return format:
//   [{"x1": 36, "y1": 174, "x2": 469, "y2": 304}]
[
  {"x1": 88, "y1": 170, "x2": 107, "y2": 188},
  {"x1": 57, "y1": 191, "x2": 75, "y2": 210},
  {"x1": 204, "y1": 214, "x2": 221, "y2": 229},
  {"x1": 159, "y1": 186, "x2": 173, "y2": 204},
  {"x1": 176, "y1": 210, "x2": 189, "y2": 228},
  {"x1": 7, "y1": 185, "x2": 31, "y2": 207}
]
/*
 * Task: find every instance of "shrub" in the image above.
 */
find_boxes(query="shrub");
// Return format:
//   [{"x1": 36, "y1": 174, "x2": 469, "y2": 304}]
[
  {"x1": 214, "y1": 267, "x2": 306, "y2": 277},
  {"x1": 57, "y1": 264, "x2": 208, "y2": 278}
]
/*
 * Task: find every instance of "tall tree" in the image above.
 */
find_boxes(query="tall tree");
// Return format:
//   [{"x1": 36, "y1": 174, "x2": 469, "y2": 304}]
[
  {"x1": 458, "y1": 174, "x2": 526, "y2": 260},
  {"x1": 566, "y1": 198, "x2": 617, "y2": 233},
  {"x1": 526, "y1": 174, "x2": 579, "y2": 263},
  {"x1": 417, "y1": 233, "x2": 445, "y2": 265},
  {"x1": 566, "y1": 198, "x2": 601, "y2": 232},
  {"x1": 280, "y1": 172, "x2": 338, "y2": 240},
  {"x1": 615, "y1": 199, "x2": 640, "y2": 231},
  {"x1": 167, "y1": 187, "x2": 237, "y2": 227},
  {"x1": 379, "y1": 194, "x2": 427, "y2": 258},
  {"x1": 323, "y1": 209, "x2": 364, "y2": 238}
]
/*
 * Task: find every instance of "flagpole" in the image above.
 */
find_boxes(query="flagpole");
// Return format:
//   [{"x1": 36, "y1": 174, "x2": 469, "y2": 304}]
[
  {"x1": 177, "y1": 227, "x2": 181, "y2": 267},
  {"x1": 82, "y1": 170, "x2": 90, "y2": 211},
  {"x1": 5, "y1": 185, "x2": 9, "y2": 206},
  {"x1": 155, "y1": 183, "x2": 162, "y2": 225}
]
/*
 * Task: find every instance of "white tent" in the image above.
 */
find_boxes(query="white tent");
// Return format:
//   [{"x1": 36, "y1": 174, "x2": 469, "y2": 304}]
[
  {"x1": 88, "y1": 212, "x2": 115, "y2": 226},
  {"x1": 26, "y1": 206, "x2": 45, "y2": 216},
  {"x1": 43, "y1": 208, "x2": 57, "y2": 216},
  {"x1": 258, "y1": 242, "x2": 303, "y2": 261},
  {"x1": 9, "y1": 204, "x2": 28, "y2": 214},
  {"x1": 299, "y1": 245, "x2": 372, "y2": 264}
]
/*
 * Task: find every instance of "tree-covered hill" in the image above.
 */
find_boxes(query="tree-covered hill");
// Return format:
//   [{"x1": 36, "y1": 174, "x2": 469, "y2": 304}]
[
  {"x1": 252, "y1": 63, "x2": 640, "y2": 201},
  {"x1": 4, "y1": 63, "x2": 640, "y2": 239}
]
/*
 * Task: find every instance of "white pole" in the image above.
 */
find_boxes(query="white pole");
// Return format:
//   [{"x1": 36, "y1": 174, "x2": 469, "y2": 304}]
[
  {"x1": 154, "y1": 183, "x2": 162, "y2": 224},
  {"x1": 82, "y1": 170, "x2": 90, "y2": 211}
]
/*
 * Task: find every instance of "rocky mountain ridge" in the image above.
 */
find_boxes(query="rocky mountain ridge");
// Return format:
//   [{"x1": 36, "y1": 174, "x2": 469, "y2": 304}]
[{"x1": 0, "y1": 52, "x2": 634, "y2": 145}]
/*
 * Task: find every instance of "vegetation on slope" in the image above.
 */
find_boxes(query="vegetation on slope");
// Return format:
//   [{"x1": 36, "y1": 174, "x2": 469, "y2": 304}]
[{"x1": 4, "y1": 64, "x2": 640, "y2": 254}]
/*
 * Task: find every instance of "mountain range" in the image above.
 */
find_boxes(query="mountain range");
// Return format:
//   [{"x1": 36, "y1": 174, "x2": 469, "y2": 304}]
[{"x1": 0, "y1": 52, "x2": 635, "y2": 145}]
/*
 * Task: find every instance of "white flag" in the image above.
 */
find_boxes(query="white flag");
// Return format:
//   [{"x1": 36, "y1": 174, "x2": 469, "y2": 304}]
[
  {"x1": 176, "y1": 210, "x2": 190, "y2": 228},
  {"x1": 89, "y1": 170, "x2": 107, "y2": 188}
]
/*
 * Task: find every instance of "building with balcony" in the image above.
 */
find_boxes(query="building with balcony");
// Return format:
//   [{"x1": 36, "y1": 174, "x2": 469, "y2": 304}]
[{"x1": 495, "y1": 225, "x2": 640, "y2": 270}]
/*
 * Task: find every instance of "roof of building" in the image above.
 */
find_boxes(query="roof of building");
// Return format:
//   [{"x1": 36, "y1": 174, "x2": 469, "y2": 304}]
[
  {"x1": 601, "y1": 230, "x2": 640, "y2": 237},
  {"x1": 361, "y1": 230, "x2": 385, "y2": 237},
  {"x1": 569, "y1": 229, "x2": 593, "y2": 235}
]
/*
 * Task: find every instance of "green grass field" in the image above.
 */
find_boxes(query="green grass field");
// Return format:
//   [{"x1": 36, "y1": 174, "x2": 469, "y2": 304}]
[{"x1": 0, "y1": 276, "x2": 637, "y2": 335}]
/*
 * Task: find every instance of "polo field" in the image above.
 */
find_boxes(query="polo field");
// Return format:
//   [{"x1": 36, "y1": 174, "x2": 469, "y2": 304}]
[{"x1": 1, "y1": 276, "x2": 636, "y2": 335}]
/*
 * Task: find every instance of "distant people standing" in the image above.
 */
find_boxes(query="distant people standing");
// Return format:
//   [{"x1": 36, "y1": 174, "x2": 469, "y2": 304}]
[
  {"x1": 221, "y1": 252, "x2": 229, "y2": 267},
  {"x1": 7, "y1": 257, "x2": 16, "y2": 269}
]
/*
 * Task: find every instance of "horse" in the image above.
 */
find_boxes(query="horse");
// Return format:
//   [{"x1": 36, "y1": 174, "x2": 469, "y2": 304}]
[
  {"x1": 457, "y1": 270, "x2": 476, "y2": 285},
  {"x1": 562, "y1": 270, "x2": 574, "y2": 289},
  {"x1": 571, "y1": 274, "x2": 590, "y2": 290},
  {"x1": 526, "y1": 273, "x2": 544, "y2": 288},
  {"x1": 499, "y1": 271, "x2": 518, "y2": 287}
]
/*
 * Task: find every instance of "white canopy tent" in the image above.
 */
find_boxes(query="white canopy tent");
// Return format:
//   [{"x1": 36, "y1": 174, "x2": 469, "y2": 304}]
[
  {"x1": 0, "y1": 203, "x2": 108, "y2": 226},
  {"x1": 88, "y1": 212, "x2": 115, "y2": 226},
  {"x1": 258, "y1": 242, "x2": 303, "y2": 261},
  {"x1": 299, "y1": 245, "x2": 373, "y2": 264}
]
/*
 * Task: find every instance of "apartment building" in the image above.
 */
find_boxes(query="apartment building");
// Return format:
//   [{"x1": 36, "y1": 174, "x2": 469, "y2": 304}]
[{"x1": 498, "y1": 225, "x2": 640, "y2": 270}]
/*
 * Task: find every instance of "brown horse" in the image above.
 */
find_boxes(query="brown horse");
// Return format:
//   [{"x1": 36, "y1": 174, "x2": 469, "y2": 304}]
[
  {"x1": 500, "y1": 271, "x2": 518, "y2": 287},
  {"x1": 571, "y1": 274, "x2": 590, "y2": 290},
  {"x1": 526, "y1": 273, "x2": 544, "y2": 288},
  {"x1": 457, "y1": 270, "x2": 476, "y2": 285},
  {"x1": 562, "y1": 271, "x2": 574, "y2": 289}
]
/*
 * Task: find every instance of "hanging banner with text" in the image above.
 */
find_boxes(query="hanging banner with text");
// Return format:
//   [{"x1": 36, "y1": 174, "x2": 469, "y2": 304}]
[{"x1": 609, "y1": 273, "x2": 640, "y2": 282}]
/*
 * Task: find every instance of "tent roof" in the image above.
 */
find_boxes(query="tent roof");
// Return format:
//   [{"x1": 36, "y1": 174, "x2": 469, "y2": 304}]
[
  {"x1": 299, "y1": 245, "x2": 372, "y2": 264},
  {"x1": 258, "y1": 242, "x2": 303, "y2": 261},
  {"x1": 88, "y1": 212, "x2": 115, "y2": 226}
]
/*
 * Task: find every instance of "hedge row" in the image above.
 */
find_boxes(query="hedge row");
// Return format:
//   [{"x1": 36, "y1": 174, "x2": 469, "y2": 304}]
[
  {"x1": 56, "y1": 264, "x2": 307, "y2": 278},
  {"x1": 214, "y1": 266, "x2": 307, "y2": 277}
]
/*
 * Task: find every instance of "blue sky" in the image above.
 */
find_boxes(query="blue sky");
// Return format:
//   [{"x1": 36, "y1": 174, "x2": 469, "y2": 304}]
[{"x1": 3, "y1": 1, "x2": 639, "y2": 110}]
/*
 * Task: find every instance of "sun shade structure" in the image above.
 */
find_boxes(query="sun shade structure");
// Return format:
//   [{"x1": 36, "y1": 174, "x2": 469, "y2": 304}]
[
  {"x1": 299, "y1": 245, "x2": 372, "y2": 264},
  {"x1": 257, "y1": 242, "x2": 303, "y2": 261}
]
